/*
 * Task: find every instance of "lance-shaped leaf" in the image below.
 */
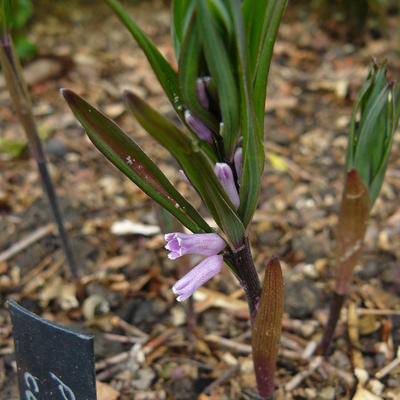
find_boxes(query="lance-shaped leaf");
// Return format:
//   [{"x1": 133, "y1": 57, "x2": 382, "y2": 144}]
[
  {"x1": 346, "y1": 63, "x2": 400, "y2": 207},
  {"x1": 171, "y1": 0, "x2": 195, "y2": 62},
  {"x1": 178, "y1": 17, "x2": 219, "y2": 134},
  {"x1": 252, "y1": 256, "x2": 284, "y2": 399},
  {"x1": 124, "y1": 90, "x2": 246, "y2": 247},
  {"x1": 250, "y1": 0, "x2": 288, "y2": 132},
  {"x1": 229, "y1": 0, "x2": 264, "y2": 228},
  {"x1": 61, "y1": 89, "x2": 211, "y2": 234},
  {"x1": 335, "y1": 169, "x2": 370, "y2": 295},
  {"x1": 196, "y1": 0, "x2": 240, "y2": 160},
  {"x1": 105, "y1": 0, "x2": 184, "y2": 118}
]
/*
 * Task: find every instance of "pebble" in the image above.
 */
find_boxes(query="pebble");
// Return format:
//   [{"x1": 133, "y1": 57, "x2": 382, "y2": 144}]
[
  {"x1": 284, "y1": 277, "x2": 321, "y2": 318},
  {"x1": 318, "y1": 387, "x2": 335, "y2": 400}
]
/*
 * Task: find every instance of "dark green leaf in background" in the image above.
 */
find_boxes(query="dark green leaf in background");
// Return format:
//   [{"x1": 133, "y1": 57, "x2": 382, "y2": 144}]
[{"x1": 106, "y1": 0, "x2": 185, "y2": 119}]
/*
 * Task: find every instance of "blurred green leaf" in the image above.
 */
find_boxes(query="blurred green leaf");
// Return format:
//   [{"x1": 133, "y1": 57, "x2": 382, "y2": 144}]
[
  {"x1": 124, "y1": 90, "x2": 246, "y2": 246},
  {"x1": 14, "y1": 35, "x2": 36, "y2": 58},
  {"x1": 106, "y1": 0, "x2": 185, "y2": 119},
  {"x1": 196, "y1": 0, "x2": 240, "y2": 160},
  {"x1": 62, "y1": 89, "x2": 211, "y2": 234}
]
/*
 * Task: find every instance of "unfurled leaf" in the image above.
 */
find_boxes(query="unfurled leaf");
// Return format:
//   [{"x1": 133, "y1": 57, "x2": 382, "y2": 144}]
[
  {"x1": 196, "y1": 0, "x2": 240, "y2": 160},
  {"x1": 62, "y1": 89, "x2": 211, "y2": 234},
  {"x1": 124, "y1": 90, "x2": 245, "y2": 247},
  {"x1": 105, "y1": 0, "x2": 185, "y2": 118},
  {"x1": 252, "y1": 256, "x2": 284, "y2": 398},
  {"x1": 230, "y1": 0, "x2": 264, "y2": 228},
  {"x1": 335, "y1": 169, "x2": 370, "y2": 295},
  {"x1": 250, "y1": 0, "x2": 288, "y2": 131}
]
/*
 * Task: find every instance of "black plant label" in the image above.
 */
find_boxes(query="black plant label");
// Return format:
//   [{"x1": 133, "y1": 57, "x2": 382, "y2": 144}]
[{"x1": 8, "y1": 301, "x2": 97, "y2": 400}]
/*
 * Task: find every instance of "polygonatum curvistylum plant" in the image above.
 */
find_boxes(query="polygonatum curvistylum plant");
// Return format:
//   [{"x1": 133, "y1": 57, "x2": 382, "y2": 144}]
[
  {"x1": 62, "y1": 0, "x2": 287, "y2": 397},
  {"x1": 319, "y1": 62, "x2": 400, "y2": 355}
]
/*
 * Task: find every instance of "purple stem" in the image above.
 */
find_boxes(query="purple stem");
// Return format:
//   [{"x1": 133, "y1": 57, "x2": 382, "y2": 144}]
[{"x1": 231, "y1": 237, "x2": 261, "y2": 325}]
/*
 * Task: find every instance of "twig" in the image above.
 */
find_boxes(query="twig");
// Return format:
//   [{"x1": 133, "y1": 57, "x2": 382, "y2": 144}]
[
  {"x1": 102, "y1": 333, "x2": 145, "y2": 344},
  {"x1": 95, "y1": 351, "x2": 129, "y2": 371},
  {"x1": 203, "y1": 365, "x2": 239, "y2": 395},
  {"x1": 285, "y1": 356, "x2": 322, "y2": 391},
  {"x1": 375, "y1": 348, "x2": 400, "y2": 379},
  {"x1": 357, "y1": 308, "x2": 400, "y2": 316},
  {"x1": 0, "y1": 224, "x2": 54, "y2": 263},
  {"x1": 204, "y1": 334, "x2": 251, "y2": 354},
  {"x1": 111, "y1": 316, "x2": 149, "y2": 339}
]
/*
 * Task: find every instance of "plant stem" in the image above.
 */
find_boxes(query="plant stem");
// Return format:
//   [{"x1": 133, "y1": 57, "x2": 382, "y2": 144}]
[
  {"x1": 318, "y1": 292, "x2": 346, "y2": 356},
  {"x1": 0, "y1": 31, "x2": 78, "y2": 281},
  {"x1": 232, "y1": 236, "x2": 261, "y2": 325}
]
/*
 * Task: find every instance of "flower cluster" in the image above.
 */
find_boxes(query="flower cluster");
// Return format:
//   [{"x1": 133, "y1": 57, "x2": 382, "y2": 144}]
[{"x1": 165, "y1": 233, "x2": 226, "y2": 301}]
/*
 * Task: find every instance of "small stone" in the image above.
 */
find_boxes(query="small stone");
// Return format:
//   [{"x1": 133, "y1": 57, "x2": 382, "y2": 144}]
[
  {"x1": 284, "y1": 277, "x2": 321, "y2": 318},
  {"x1": 132, "y1": 368, "x2": 155, "y2": 390},
  {"x1": 318, "y1": 387, "x2": 335, "y2": 400},
  {"x1": 367, "y1": 379, "x2": 384, "y2": 396},
  {"x1": 305, "y1": 388, "x2": 317, "y2": 399}
]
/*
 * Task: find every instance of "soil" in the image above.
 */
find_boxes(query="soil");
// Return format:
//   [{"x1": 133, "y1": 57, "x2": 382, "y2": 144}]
[{"x1": 1, "y1": 1, "x2": 400, "y2": 399}]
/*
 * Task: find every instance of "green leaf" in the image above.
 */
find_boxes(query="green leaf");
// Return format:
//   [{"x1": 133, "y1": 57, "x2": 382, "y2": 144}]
[
  {"x1": 61, "y1": 89, "x2": 211, "y2": 234},
  {"x1": 124, "y1": 90, "x2": 246, "y2": 247},
  {"x1": 196, "y1": 0, "x2": 240, "y2": 159},
  {"x1": 171, "y1": 0, "x2": 195, "y2": 61},
  {"x1": 369, "y1": 83, "x2": 399, "y2": 204},
  {"x1": 229, "y1": 0, "x2": 264, "y2": 228},
  {"x1": 252, "y1": 0, "x2": 288, "y2": 131},
  {"x1": 105, "y1": 0, "x2": 185, "y2": 118},
  {"x1": 178, "y1": 17, "x2": 219, "y2": 134}
]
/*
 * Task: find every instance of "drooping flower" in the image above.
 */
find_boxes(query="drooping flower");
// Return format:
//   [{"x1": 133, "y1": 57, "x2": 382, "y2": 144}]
[
  {"x1": 234, "y1": 147, "x2": 242, "y2": 182},
  {"x1": 172, "y1": 255, "x2": 223, "y2": 301},
  {"x1": 214, "y1": 163, "x2": 240, "y2": 209},
  {"x1": 165, "y1": 232, "x2": 226, "y2": 260},
  {"x1": 184, "y1": 110, "x2": 213, "y2": 143}
]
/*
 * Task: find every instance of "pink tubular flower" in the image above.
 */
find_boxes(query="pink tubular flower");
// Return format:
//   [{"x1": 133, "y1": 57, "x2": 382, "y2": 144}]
[
  {"x1": 172, "y1": 255, "x2": 223, "y2": 301},
  {"x1": 214, "y1": 163, "x2": 240, "y2": 209},
  {"x1": 165, "y1": 232, "x2": 226, "y2": 260},
  {"x1": 184, "y1": 110, "x2": 213, "y2": 143},
  {"x1": 234, "y1": 147, "x2": 242, "y2": 182}
]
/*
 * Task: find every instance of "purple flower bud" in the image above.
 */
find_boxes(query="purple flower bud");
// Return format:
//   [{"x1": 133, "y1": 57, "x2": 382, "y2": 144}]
[
  {"x1": 184, "y1": 110, "x2": 213, "y2": 143},
  {"x1": 172, "y1": 255, "x2": 223, "y2": 301},
  {"x1": 234, "y1": 147, "x2": 242, "y2": 182},
  {"x1": 196, "y1": 78, "x2": 210, "y2": 109},
  {"x1": 165, "y1": 232, "x2": 226, "y2": 260},
  {"x1": 214, "y1": 163, "x2": 240, "y2": 209}
]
